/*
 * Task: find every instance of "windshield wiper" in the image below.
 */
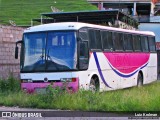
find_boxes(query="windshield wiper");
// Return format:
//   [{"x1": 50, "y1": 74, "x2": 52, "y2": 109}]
[{"x1": 38, "y1": 48, "x2": 45, "y2": 61}]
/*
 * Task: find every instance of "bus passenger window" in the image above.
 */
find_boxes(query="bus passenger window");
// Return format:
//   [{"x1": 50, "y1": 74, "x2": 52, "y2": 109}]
[
  {"x1": 141, "y1": 36, "x2": 149, "y2": 52},
  {"x1": 113, "y1": 32, "x2": 123, "y2": 51},
  {"x1": 89, "y1": 29, "x2": 96, "y2": 49},
  {"x1": 79, "y1": 28, "x2": 89, "y2": 41},
  {"x1": 95, "y1": 30, "x2": 102, "y2": 50},
  {"x1": 148, "y1": 36, "x2": 156, "y2": 52},
  {"x1": 88, "y1": 29, "x2": 102, "y2": 50},
  {"x1": 79, "y1": 41, "x2": 89, "y2": 70},
  {"x1": 133, "y1": 35, "x2": 141, "y2": 51},
  {"x1": 124, "y1": 34, "x2": 133, "y2": 51},
  {"x1": 101, "y1": 31, "x2": 113, "y2": 51}
]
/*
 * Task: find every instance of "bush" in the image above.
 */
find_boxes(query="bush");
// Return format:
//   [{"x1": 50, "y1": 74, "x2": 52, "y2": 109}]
[
  {"x1": 0, "y1": 76, "x2": 21, "y2": 93},
  {"x1": 37, "y1": 84, "x2": 67, "y2": 103}
]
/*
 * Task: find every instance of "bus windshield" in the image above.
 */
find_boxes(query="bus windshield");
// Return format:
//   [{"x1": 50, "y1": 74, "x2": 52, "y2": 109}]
[{"x1": 20, "y1": 31, "x2": 77, "y2": 72}]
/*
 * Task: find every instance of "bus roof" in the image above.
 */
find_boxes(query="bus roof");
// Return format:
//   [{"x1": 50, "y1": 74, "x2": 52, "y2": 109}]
[{"x1": 24, "y1": 22, "x2": 155, "y2": 36}]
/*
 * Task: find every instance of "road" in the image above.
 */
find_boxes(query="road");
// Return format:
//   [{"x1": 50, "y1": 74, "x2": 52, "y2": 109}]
[{"x1": 0, "y1": 106, "x2": 134, "y2": 120}]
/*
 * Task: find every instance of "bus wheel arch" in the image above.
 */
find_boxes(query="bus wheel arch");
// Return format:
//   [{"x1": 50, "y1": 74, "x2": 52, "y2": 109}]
[
  {"x1": 137, "y1": 71, "x2": 143, "y2": 87},
  {"x1": 89, "y1": 74, "x2": 100, "y2": 91}
]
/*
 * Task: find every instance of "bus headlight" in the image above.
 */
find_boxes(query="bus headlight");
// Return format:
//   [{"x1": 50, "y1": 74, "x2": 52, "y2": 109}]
[
  {"x1": 21, "y1": 79, "x2": 33, "y2": 83},
  {"x1": 28, "y1": 79, "x2": 33, "y2": 83},
  {"x1": 60, "y1": 78, "x2": 77, "y2": 82}
]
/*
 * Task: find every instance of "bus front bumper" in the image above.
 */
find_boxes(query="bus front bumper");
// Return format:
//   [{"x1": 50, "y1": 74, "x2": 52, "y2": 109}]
[{"x1": 21, "y1": 78, "x2": 79, "y2": 93}]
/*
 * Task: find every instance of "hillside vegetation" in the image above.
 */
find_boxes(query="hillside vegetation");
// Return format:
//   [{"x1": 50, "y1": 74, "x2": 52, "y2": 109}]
[{"x1": 0, "y1": 0, "x2": 97, "y2": 26}]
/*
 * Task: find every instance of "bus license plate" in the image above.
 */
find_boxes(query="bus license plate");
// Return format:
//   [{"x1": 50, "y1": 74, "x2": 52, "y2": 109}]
[{"x1": 35, "y1": 88, "x2": 47, "y2": 94}]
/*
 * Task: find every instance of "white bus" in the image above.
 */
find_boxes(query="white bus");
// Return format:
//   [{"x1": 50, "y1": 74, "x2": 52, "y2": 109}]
[{"x1": 15, "y1": 22, "x2": 157, "y2": 93}]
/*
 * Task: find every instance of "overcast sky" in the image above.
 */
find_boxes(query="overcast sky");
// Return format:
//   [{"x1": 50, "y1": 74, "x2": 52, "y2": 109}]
[{"x1": 139, "y1": 23, "x2": 160, "y2": 42}]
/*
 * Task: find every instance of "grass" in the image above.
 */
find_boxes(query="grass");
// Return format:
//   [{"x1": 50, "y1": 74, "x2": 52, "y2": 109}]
[
  {"x1": 0, "y1": 77, "x2": 160, "y2": 111},
  {"x1": 0, "y1": 0, "x2": 97, "y2": 25},
  {"x1": 0, "y1": 76, "x2": 21, "y2": 93}
]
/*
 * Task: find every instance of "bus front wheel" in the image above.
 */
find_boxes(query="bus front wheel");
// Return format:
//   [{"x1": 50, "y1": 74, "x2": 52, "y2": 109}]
[
  {"x1": 89, "y1": 76, "x2": 99, "y2": 92},
  {"x1": 137, "y1": 73, "x2": 143, "y2": 87}
]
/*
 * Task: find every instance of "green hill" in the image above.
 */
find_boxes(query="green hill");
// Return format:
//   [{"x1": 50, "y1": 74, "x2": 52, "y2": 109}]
[{"x1": 0, "y1": 0, "x2": 97, "y2": 26}]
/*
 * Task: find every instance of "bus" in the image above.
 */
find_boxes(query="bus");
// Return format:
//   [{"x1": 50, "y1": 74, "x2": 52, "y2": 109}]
[{"x1": 15, "y1": 22, "x2": 157, "y2": 93}]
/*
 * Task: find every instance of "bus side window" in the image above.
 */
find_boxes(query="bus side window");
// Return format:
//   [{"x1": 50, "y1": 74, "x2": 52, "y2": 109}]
[
  {"x1": 89, "y1": 29, "x2": 96, "y2": 49},
  {"x1": 88, "y1": 29, "x2": 102, "y2": 50},
  {"x1": 124, "y1": 34, "x2": 133, "y2": 51},
  {"x1": 141, "y1": 36, "x2": 149, "y2": 52},
  {"x1": 133, "y1": 35, "x2": 141, "y2": 51},
  {"x1": 148, "y1": 36, "x2": 156, "y2": 52},
  {"x1": 79, "y1": 41, "x2": 89, "y2": 70},
  {"x1": 101, "y1": 31, "x2": 113, "y2": 51},
  {"x1": 95, "y1": 30, "x2": 102, "y2": 50},
  {"x1": 79, "y1": 28, "x2": 89, "y2": 41},
  {"x1": 113, "y1": 32, "x2": 123, "y2": 51}
]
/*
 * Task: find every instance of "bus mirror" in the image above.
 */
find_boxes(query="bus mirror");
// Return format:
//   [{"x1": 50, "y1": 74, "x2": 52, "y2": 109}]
[
  {"x1": 15, "y1": 46, "x2": 19, "y2": 59},
  {"x1": 15, "y1": 40, "x2": 22, "y2": 59}
]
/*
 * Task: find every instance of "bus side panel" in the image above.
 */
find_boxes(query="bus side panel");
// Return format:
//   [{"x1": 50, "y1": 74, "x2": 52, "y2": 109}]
[
  {"x1": 98, "y1": 52, "x2": 121, "y2": 90},
  {"x1": 121, "y1": 52, "x2": 150, "y2": 88},
  {"x1": 103, "y1": 52, "x2": 151, "y2": 89},
  {"x1": 144, "y1": 53, "x2": 157, "y2": 84},
  {"x1": 78, "y1": 48, "x2": 156, "y2": 92},
  {"x1": 78, "y1": 52, "x2": 119, "y2": 91}
]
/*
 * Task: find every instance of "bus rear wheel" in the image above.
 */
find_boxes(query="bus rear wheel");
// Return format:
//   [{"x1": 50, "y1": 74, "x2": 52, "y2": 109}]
[
  {"x1": 137, "y1": 73, "x2": 143, "y2": 87},
  {"x1": 89, "y1": 76, "x2": 99, "y2": 92}
]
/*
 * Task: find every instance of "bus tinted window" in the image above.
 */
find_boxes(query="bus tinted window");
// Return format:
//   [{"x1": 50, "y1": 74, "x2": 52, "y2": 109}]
[
  {"x1": 124, "y1": 34, "x2": 133, "y2": 51},
  {"x1": 113, "y1": 32, "x2": 123, "y2": 51},
  {"x1": 89, "y1": 29, "x2": 96, "y2": 49},
  {"x1": 141, "y1": 36, "x2": 149, "y2": 52},
  {"x1": 79, "y1": 41, "x2": 89, "y2": 70},
  {"x1": 101, "y1": 31, "x2": 113, "y2": 51},
  {"x1": 88, "y1": 29, "x2": 102, "y2": 50},
  {"x1": 79, "y1": 28, "x2": 89, "y2": 41},
  {"x1": 148, "y1": 36, "x2": 156, "y2": 52},
  {"x1": 133, "y1": 35, "x2": 141, "y2": 51},
  {"x1": 95, "y1": 30, "x2": 102, "y2": 49}
]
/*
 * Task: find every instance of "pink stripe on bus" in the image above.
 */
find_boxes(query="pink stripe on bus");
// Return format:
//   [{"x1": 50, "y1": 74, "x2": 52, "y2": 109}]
[{"x1": 103, "y1": 52, "x2": 150, "y2": 74}]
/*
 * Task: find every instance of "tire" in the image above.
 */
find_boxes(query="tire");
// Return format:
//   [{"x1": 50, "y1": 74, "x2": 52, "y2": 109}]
[
  {"x1": 137, "y1": 73, "x2": 143, "y2": 87},
  {"x1": 89, "y1": 77, "x2": 99, "y2": 92}
]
